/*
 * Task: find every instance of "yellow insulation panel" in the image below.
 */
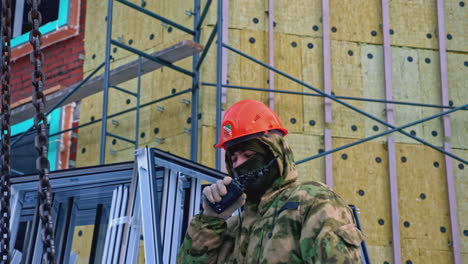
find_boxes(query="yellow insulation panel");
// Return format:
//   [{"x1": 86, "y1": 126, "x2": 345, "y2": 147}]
[
  {"x1": 199, "y1": 126, "x2": 217, "y2": 168},
  {"x1": 367, "y1": 245, "x2": 394, "y2": 264},
  {"x1": 417, "y1": 49, "x2": 444, "y2": 147},
  {"x1": 145, "y1": 133, "x2": 191, "y2": 160},
  {"x1": 230, "y1": 0, "x2": 267, "y2": 31},
  {"x1": 447, "y1": 52, "x2": 468, "y2": 149},
  {"x1": 288, "y1": 134, "x2": 325, "y2": 183},
  {"x1": 396, "y1": 143, "x2": 452, "y2": 252},
  {"x1": 224, "y1": 29, "x2": 243, "y2": 109},
  {"x1": 106, "y1": 72, "x2": 154, "y2": 115},
  {"x1": 76, "y1": 92, "x2": 103, "y2": 167},
  {"x1": 329, "y1": 0, "x2": 382, "y2": 44},
  {"x1": 160, "y1": 0, "x2": 193, "y2": 45},
  {"x1": 239, "y1": 30, "x2": 269, "y2": 104},
  {"x1": 360, "y1": 44, "x2": 386, "y2": 141},
  {"x1": 148, "y1": 95, "x2": 193, "y2": 142},
  {"x1": 391, "y1": 47, "x2": 423, "y2": 144},
  {"x1": 274, "y1": 0, "x2": 322, "y2": 37},
  {"x1": 452, "y1": 148, "x2": 468, "y2": 255},
  {"x1": 330, "y1": 40, "x2": 365, "y2": 139},
  {"x1": 83, "y1": 0, "x2": 107, "y2": 73},
  {"x1": 445, "y1": 0, "x2": 468, "y2": 52},
  {"x1": 301, "y1": 37, "x2": 324, "y2": 136},
  {"x1": 83, "y1": 0, "x2": 165, "y2": 74},
  {"x1": 332, "y1": 138, "x2": 392, "y2": 247},
  {"x1": 401, "y1": 247, "x2": 453, "y2": 264},
  {"x1": 198, "y1": 27, "x2": 243, "y2": 128},
  {"x1": 389, "y1": 0, "x2": 438, "y2": 49},
  {"x1": 71, "y1": 225, "x2": 95, "y2": 263},
  {"x1": 274, "y1": 33, "x2": 304, "y2": 133}
]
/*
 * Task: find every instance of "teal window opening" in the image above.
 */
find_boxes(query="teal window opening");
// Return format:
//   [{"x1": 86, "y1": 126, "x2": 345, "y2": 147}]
[
  {"x1": 11, "y1": 0, "x2": 69, "y2": 48},
  {"x1": 10, "y1": 108, "x2": 61, "y2": 173}
]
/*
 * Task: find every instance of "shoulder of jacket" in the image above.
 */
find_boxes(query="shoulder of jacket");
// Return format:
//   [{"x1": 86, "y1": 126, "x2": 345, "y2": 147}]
[{"x1": 276, "y1": 181, "x2": 348, "y2": 210}]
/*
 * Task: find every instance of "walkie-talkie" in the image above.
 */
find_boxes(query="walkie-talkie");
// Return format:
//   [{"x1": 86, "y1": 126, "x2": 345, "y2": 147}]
[{"x1": 208, "y1": 155, "x2": 279, "y2": 214}]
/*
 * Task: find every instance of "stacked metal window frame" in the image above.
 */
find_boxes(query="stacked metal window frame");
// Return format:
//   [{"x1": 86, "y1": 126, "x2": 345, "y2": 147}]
[
  {"x1": 436, "y1": 1, "x2": 461, "y2": 263},
  {"x1": 102, "y1": 185, "x2": 130, "y2": 263},
  {"x1": 380, "y1": 0, "x2": 402, "y2": 262},
  {"x1": 134, "y1": 147, "x2": 164, "y2": 263},
  {"x1": 121, "y1": 176, "x2": 142, "y2": 263},
  {"x1": 9, "y1": 163, "x2": 133, "y2": 263}
]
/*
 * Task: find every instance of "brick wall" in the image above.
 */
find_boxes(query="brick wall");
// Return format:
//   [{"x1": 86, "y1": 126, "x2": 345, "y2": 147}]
[{"x1": 10, "y1": 0, "x2": 86, "y2": 104}]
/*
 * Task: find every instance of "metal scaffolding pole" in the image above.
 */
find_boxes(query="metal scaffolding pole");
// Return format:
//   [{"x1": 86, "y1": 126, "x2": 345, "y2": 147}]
[
  {"x1": 215, "y1": 0, "x2": 224, "y2": 170},
  {"x1": 99, "y1": 0, "x2": 114, "y2": 165}
]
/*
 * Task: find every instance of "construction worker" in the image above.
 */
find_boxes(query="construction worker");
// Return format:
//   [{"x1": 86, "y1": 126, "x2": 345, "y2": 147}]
[{"x1": 177, "y1": 99, "x2": 363, "y2": 263}]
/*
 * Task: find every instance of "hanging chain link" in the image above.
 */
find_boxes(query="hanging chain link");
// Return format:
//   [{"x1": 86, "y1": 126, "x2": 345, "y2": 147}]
[
  {"x1": 28, "y1": 0, "x2": 56, "y2": 262},
  {"x1": 0, "y1": 0, "x2": 12, "y2": 263}
]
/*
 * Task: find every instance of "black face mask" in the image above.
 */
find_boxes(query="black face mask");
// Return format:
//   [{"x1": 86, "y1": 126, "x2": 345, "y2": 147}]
[{"x1": 233, "y1": 153, "x2": 278, "y2": 204}]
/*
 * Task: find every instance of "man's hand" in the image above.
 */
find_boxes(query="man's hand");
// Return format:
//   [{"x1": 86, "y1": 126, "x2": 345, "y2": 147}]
[{"x1": 202, "y1": 176, "x2": 246, "y2": 220}]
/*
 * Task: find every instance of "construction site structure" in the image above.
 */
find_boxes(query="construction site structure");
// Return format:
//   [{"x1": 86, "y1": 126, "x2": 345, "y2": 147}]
[{"x1": 1, "y1": 0, "x2": 467, "y2": 263}]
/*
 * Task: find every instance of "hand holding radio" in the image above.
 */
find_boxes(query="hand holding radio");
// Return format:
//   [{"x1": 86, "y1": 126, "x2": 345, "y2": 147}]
[
  {"x1": 202, "y1": 176, "x2": 247, "y2": 220},
  {"x1": 203, "y1": 155, "x2": 280, "y2": 219}
]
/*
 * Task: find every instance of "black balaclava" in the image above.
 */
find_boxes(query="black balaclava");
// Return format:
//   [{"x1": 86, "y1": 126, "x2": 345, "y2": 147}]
[{"x1": 226, "y1": 138, "x2": 279, "y2": 204}]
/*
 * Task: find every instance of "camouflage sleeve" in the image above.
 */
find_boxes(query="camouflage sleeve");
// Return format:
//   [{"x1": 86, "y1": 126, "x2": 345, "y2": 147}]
[
  {"x1": 176, "y1": 214, "x2": 229, "y2": 264},
  {"x1": 299, "y1": 194, "x2": 364, "y2": 263}
]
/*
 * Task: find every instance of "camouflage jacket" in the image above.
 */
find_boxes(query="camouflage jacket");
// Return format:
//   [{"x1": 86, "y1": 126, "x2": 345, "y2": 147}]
[{"x1": 177, "y1": 134, "x2": 363, "y2": 263}]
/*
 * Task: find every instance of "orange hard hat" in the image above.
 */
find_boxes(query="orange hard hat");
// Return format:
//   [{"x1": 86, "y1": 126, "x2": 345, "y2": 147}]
[{"x1": 214, "y1": 99, "x2": 288, "y2": 149}]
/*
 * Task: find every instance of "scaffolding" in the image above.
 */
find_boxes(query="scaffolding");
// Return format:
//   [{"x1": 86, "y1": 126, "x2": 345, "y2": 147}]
[{"x1": 3, "y1": 0, "x2": 467, "y2": 263}]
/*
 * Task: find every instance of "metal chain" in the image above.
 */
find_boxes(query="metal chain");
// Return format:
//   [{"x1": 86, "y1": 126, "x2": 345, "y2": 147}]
[
  {"x1": 28, "y1": 0, "x2": 56, "y2": 263},
  {"x1": 0, "y1": 0, "x2": 12, "y2": 263}
]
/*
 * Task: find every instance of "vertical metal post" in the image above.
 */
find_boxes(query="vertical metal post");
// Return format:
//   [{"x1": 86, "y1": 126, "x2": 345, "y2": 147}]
[
  {"x1": 135, "y1": 57, "x2": 142, "y2": 148},
  {"x1": 12, "y1": 0, "x2": 25, "y2": 38},
  {"x1": 100, "y1": 0, "x2": 115, "y2": 165},
  {"x1": 135, "y1": 148, "x2": 163, "y2": 263},
  {"x1": 221, "y1": 0, "x2": 229, "y2": 105},
  {"x1": 124, "y1": 181, "x2": 141, "y2": 264},
  {"x1": 161, "y1": 170, "x2": 183, "y2": 263},
  {"x1": 189, "y1": 178, "x2": 202, "y2": 220},
  {"x1": 268, "y1": 0, "x2": 275, "y2": 110},
  {"x1": 23, "y1": 203, "x2": 40, "y2": 263},
  {"x1": 107, "y1": 185, "x2": 123, "y2": 263},
  {"x1": 102, "y1": 188, "x2": 118, "y2": 263},
  {"x1": 112, "y1": 186, "x2": 128, "y2": 263},
  {"x1": 160, "y1": 169, "x2": 170, "y2": 238},
  {"x1": 436, "y1": 1, "x2": 461, "y2": 263},
  {"x1": 56, "y1": 197, "x2": 74, "y2": 264},
  {"x1": 215, "y1": 0, "x2": 224, "y2": 170},
  {"x1": 8, "y1": 188, "x2": 21, "y2": 253},
  {"x1": 95, "y1": 206, "x2": 110, "y2": 263},
  {"x1": 321, "y1": 0, "x2": 333, "y2": 187},
  {"x1": 381, "y1": 0, "x2": 402, "y2": 262},
  {"x1": 89, "y1": 204, "x2": 103, "y2": 264},
  {"x1": 191, "y1": 0, "x2": 201, "y2": 163}
]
